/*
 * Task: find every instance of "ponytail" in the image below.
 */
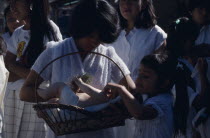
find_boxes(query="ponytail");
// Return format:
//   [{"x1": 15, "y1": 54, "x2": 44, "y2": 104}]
[{"x1": 23, "y1": 0, "x2": 59, "y2": 68}]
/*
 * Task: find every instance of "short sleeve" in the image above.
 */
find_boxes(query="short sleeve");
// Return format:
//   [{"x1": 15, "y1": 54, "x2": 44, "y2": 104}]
[
  {"x1": 154, "y1": 26, "x2": 167, "y2": 50},
  {"x1": 144, "y1": 94, "x2": 173, "y2": 118},
  {"x1": 108, "y1": 46, "x2": 130, "y2": 83},
  {"x1": 31, "y1": 42, "x2": 55, "y2": 81}
]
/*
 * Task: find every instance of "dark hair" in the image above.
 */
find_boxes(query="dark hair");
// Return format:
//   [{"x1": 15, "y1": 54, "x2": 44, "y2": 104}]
[
  {"x1": 117, "y1": 0, "x2": 157, "y2": 29},
  {"x1": 141, "y1": 51, "x2": 177, "y2": 91},
  {"x1": 0, "y1": 37, "x2": 7, "y2": 55},
  {"x1": 166, "y1": 17, "x2": 200, "y2": 58},
  {"x1": 70, "y1": 0, "x2": 120, "y2": 44},
  {"x1": 4, "y1": 6, "x2": 11, "y2": 33},
  {"x1": 189, "y1": 0, "x2": 210, "y2": 13},
  {"x1": 141, "y1": 50, "x2": 194, "y2": 136},
  {"x1": 22, "y1": 0, "x2": 60, "y2": 68}
]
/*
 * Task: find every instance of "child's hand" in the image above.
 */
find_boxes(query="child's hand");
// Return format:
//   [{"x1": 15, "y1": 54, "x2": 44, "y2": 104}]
[
  {"x1": 103, "y1": 83, "x2": 126, "y2": 99},
  {"x1": 197, "y1": 58, "x2": 208, "y2": 76}
]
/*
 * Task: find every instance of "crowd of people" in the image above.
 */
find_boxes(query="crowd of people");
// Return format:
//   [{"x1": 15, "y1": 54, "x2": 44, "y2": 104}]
[{"x1": 0, "y1": 0, "x2": 210, "y2": 138}]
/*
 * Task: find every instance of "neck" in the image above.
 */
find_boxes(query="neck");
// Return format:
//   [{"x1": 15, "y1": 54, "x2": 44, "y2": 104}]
[
  {"x1": 23, "y1": 16, "x2": 31, "y2": 30},
  {"x1": 126, "y1": 20, "x2": 135, "y2": 34}
]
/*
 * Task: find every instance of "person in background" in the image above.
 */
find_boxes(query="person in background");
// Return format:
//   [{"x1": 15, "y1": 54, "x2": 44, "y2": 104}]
[
  {"x1": 1, "y1": 5, "x2": 24, "y2": 51},
  {"x1": 3, "y1": 0, "x2": 62, "y2": 137},
  {"x1": 106, "y1": 0, "x2": 167, "y2": 137}
]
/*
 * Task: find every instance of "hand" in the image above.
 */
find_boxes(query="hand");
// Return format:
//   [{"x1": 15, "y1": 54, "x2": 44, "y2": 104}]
[
  {"x1": 197, "y1": 58, "x2": 208, "y2": 76},
  {"x1": 103, "y1": 83, "x2": 126, "y2": 99}
]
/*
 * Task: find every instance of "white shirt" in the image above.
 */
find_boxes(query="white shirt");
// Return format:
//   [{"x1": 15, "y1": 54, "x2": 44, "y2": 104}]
[
  {"x1": 0, "y1": 55, "x2": 9, "y2": 134},
  {"x1": 134, "y1": 93, "x2": 174, "y2": 138},
  {"x1": 8, "y1": 20, "x2": 63, "y2": 61},
  {"x1": 108, "y1": 25, "x2": 167, "y2": 80},
  {"x1": 32, "y1": 37, "x2": 130, "y2": 138}
]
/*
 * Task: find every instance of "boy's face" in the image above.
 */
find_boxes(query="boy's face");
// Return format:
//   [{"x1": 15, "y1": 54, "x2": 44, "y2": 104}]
[
  {"x1": 135, "y1": 64, "x2": 159, "y2": 95},
  {"x1": 191, "y1": 8, "x2": 207, "y2": 25}
]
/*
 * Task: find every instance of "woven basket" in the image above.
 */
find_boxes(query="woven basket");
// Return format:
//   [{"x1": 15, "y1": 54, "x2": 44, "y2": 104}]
[{"x1": 33, "y1": 51, "x2": 131, "y2": 136}]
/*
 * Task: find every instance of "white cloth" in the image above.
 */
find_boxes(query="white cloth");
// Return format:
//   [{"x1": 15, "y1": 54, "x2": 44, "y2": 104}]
[
  {"x1": 0, "y1": 55, "x2": 9, "y2": 138},
  {"x1": 7, "y1": 20, "x2": 63, "y2": 61},
  {"x1": 32, "y1": 37, "x2": 130, "y2": 138},
  {"x1": 108, "y1": 25, "x2": 167, "y2": 80},
  {"x1": 107, "y1": 25, "x2": 167, "y2": 138},
  {"x1": 194, "y1": 26, "x2": 210, "y2": 138},
  {"x1": 3, "y1": 20, "x2": 63, "y2": 138},
  {"x1": 134, "y1": 93, "x2": 174, "y2": 138}
]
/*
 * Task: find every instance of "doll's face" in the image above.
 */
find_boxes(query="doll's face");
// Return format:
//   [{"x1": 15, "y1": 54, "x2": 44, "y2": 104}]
[{"x1": 135, "y1": 64, "x2": 159, "y2": 95}]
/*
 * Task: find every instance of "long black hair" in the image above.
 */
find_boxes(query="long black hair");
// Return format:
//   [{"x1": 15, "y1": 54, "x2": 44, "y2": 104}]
[
  {"x1": 116, "y1": 0, "x2": 157, "y2": 29},
  {"x1": 4, "y1": 6, "x2": 11, "y2": 33},
  {"x1": 20, "y1": 0, "x2": 59, "y2": 68},
  {"x1": 166, "y1": 17, "x2": 200, "y2": 136},
  {"x1": 166, "y1": 17, "x2": 200, "y2": 58}
]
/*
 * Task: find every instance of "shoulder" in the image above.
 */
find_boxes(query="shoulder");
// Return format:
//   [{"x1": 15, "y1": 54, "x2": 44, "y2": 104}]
[
  {"x1": 145, "y1": 93, "x2": 173, "y2": 106},
  {"x1": 151, "y1": 25, "x2": 167, "y2": 38},
  {"x1": 49, "y1": 20, "x2": 60, "y2": 31}
]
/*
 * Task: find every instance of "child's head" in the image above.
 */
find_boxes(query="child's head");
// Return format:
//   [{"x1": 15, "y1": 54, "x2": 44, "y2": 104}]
[
  {"x1": 4, "y1": 6, "x2": 22, "y2": 33},
  {"x1": 12, "y1": 0, "x2": 31, "y2": 21},
  {"x1": 117, "y1": 0, "x2": 156, "y2": 29},
  {"x1": 135, "y1": 52, "x2": 177, "y2": 96},
  {"x1": 70, "y1": 0, "x2": 120, "y2": 51},
  {"x1": 189, "y1": 0, "x2": 210, "y2": 25},
  {"x1": 167, "y1": 17, "x2": 200, "y2": 58}
]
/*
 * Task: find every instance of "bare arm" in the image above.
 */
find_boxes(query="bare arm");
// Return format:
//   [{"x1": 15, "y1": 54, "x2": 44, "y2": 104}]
[
  {"x1": 104, "y1": 83, "x2": 158, "y2": 120},
  {"x1": 20, "y1": 70, "x2": 46, "y2": 102},
  {"x1": 5, "y1": 51, "x2": 30, "y2": 79}
]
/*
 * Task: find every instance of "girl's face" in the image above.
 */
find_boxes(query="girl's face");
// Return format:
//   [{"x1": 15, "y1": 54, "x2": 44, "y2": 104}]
[
  {"x1": 119, "y1": 0, "x2": 140, "y2": 22},
  {"x1": 76, "y1": 32, "x2": 101, "y2": 51},
  {"x1": 191, "y1": 8, "x2": 207, "y2": 25},
  {"x1": 135, "y1": 64, "x2": 159, "y2": 95},
  {"x1": 6, "y1": 12, "x2": 23, "y2": 33},
  {"x1": 13, "y1": 1, "x2": 30, "y2": 20}
]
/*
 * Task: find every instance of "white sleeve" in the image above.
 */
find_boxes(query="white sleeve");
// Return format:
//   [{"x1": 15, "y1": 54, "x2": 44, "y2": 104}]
[
  {"x1": 108, "y1": 47, "x2": 130, "y2": 83},
  {"x1": 50, "y1": 20, "x2": 63, "y2": 41},
  {"x1": 7, "y1": 30, "x2": 18, "y2": 55},
  {"x1": 154, "y1": 26, "x2": 167, "y2": 50},
  {"x1": 31, "y1": 43, "x2": 54, "y2": 81}
]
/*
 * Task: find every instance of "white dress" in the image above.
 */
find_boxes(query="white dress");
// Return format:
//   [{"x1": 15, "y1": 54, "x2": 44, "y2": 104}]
[
  {"x1": 134, "y1": 93, "x2": 174, "y2": 138},
  {"x1": 0, "y1": 55, "x2": 9, "y2": 138},
  {"x1": 194, "y1": 25, "x2": 210, "y2": 138},
  {"x1": 3, "y1": 20, "x2": 62, "y2": 138},
  {"x1": 32, "y1": 37, "x2": 130, "y2": 138},
  {"x1": 107, "y1": 25, "x2": 167, "y2": 138}
]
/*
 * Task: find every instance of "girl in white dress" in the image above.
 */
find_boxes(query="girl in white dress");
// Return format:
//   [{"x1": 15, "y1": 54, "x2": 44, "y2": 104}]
[
  {"x1": 108, "y1": 0, "x2": 167, "y2": 137},
  {"x1": 20, "y1": 0, "x2": 135, "y2": 138},
  {"x1": 3, "y1": 0, "x2": 62, "y2": 138},
  {"x1": 0, "y1": 37, "x2": 9, "y2": 138}
]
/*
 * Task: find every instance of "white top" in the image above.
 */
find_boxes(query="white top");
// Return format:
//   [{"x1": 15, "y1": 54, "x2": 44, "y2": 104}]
[
  {"x1": 32, "y1": 37, "x2": 130, "y2": 89},
  {"x1": 32, "y1": 37, "x2": 130, "y2": 138},
  {"x1": 134, "y1": 93, "x2": 174, "y2": 138},
  {"x1": 108, "y1": 25, "x2": 167, "y2": 80},
  {"x1": 0, "y1": 55, "x2": 9, "y2": 133},
  {"x1": 7, "y1": 20, "x2": 63, "y2": 61}
]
